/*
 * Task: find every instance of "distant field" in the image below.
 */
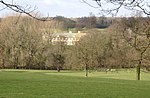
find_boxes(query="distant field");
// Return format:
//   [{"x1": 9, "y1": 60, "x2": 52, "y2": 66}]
[{"x1": 0, "y1": 69, "x2": 150, "y2": 98}]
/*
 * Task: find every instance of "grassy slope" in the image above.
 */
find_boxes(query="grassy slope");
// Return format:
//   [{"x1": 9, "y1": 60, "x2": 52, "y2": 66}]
[{"x1": 0, "y1": 69, "x2": 150, "y2": 98}]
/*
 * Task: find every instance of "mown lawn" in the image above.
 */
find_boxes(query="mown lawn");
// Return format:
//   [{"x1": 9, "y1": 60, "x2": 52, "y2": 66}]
[{"x1": 0, "y1": 69, "x2": 150, "y2": 98}]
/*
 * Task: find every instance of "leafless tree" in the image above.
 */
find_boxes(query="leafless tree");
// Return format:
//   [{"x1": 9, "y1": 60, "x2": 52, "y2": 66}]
[
  {"x1": 0, "y1": 16, "x2": 48, "y2": 69},
  {"x1": 116, "y1": 17, "x2": 150, "y2": 80},
  {"x1": 51, "y1": 41, "x2": 66, "y2": 72}
]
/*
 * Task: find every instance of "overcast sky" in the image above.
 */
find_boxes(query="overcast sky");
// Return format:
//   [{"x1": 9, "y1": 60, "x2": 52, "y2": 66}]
[{"x1": 0, "y1": 0, "x2": 145, "y2": 18}]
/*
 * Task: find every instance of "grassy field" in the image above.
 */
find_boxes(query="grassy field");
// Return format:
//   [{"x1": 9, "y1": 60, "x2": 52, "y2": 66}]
[{"x1": 0, "y1": 69, "x2": 150, "y2": 98}]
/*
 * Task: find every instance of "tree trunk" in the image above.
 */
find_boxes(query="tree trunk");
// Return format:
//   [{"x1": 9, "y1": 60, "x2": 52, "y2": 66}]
[
  {"x1": 85, "y1": 64, "x2": 88, "y2": 77},
  {"x1": 136, "y1": 60, "x2": 141, "y2": 80},
  {"x1": 2, "y1": 59, "x2": 5, "y2": 69},
  {"x1": 57, "y1": 67, "x2": 60, "y2": 72}
]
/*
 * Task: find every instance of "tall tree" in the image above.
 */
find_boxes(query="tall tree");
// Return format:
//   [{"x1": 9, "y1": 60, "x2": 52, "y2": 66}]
[
  {"x1": 0, "y1": 16, "x2": 47, "y2": 69},
  {"x1": 115, "y1": 17, "x2": 150, "y2": 80}
]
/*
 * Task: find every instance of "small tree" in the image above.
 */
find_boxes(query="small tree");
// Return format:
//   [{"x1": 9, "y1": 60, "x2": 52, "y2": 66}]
[
  {"x1": 76, "y1": 34, "x2": 94, "y2": 77},
  {"x1": 76, "y1": 32, "x2": 111, "y2": 76},
  {"x1": 51, "y1": 41, "x2": 66, "y2": 72},
  {"x1": 52, "y1": 53, "x2": 65, "y2": 72}
]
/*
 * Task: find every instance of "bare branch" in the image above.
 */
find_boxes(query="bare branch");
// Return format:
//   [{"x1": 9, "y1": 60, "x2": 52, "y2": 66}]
[
  {"x1": 0, "y1": 6, "x2": 7, "y2": 11},
  {"x1": 137, "y1": 3, "x2": 150, "y2": 15},
  {"x1": 83, "y1": 0, "x2": 150, "y2": 16},
  {"x1": 82, "y1": 0, "x2": 100, "y2": 8},
  {"x1": 0, "y1": 0, "x2": 52, "y2": 21}
]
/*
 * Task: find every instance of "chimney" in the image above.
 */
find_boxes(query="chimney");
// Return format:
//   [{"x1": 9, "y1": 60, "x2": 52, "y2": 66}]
[
  {"x1": 69, "y1": 31, "x2": 72, "y2": 33},
  {"x1": 78, "y1": 31, "x2": 81, "y2": 33}
]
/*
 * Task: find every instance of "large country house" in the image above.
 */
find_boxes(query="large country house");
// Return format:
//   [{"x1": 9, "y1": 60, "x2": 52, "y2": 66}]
[{"x1": 42, "y1": 31, "x2": 86, "y2": 45}]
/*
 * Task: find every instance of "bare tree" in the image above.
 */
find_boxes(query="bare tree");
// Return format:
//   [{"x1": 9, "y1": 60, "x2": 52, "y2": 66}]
[
  {"x1": 76, "y1": 34, "x2": 95, "y2": 77},
  {"x1": 116, "y1": 17, "x2": 150, "y2": 80},
  {"x1": 76, "y1": 32, "x2": 111, "y2": 76},
  {"x1": 51, "y1": 41, "x2": 66, "y2": 72},
  {"x1": 0, "y1": 16, "x2": 48, "y2": 69}
]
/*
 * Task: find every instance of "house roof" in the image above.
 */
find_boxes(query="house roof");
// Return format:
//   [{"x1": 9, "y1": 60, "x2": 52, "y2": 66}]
[{"x1": 52, "y1": 33, "x2": 77, "y2": 38}]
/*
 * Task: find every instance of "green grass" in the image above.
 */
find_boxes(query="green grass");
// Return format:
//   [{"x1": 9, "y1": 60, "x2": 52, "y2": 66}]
[{"x1": 0, "y1": 69, "x2": 150, "y2": 98}]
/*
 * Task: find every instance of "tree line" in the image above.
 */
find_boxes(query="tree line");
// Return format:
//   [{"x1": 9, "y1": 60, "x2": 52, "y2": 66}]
[
  {"x1": 42, "y1": 15, "x2": 115, "y2": 31},
  {"x1": 0, "y1": 15, "x2": 150, "y2": 80}
]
